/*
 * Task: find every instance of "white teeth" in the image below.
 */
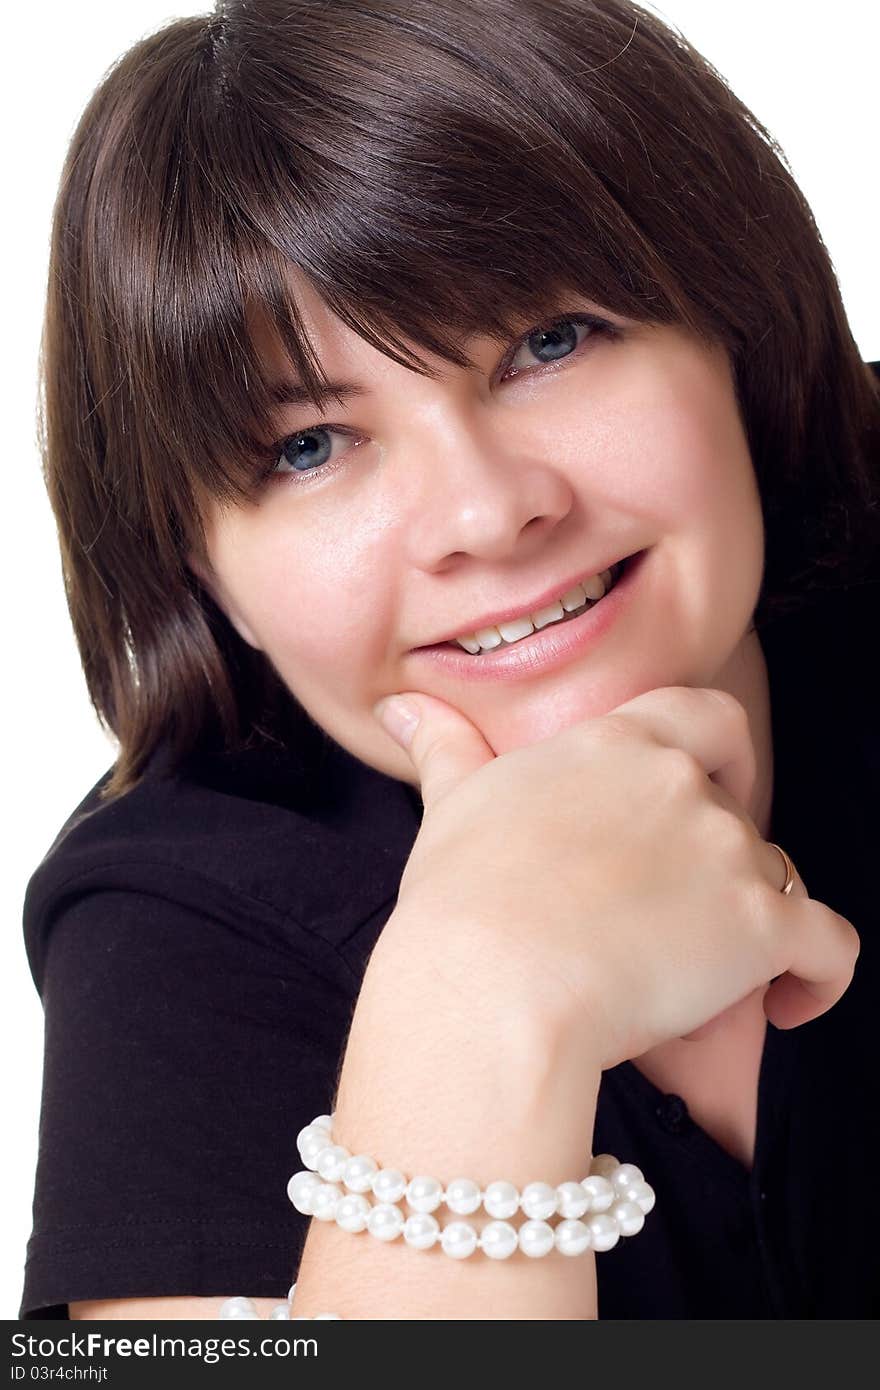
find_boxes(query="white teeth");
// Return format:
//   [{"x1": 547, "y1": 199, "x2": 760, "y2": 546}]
[
  {"x1": 452, "y1": 565, "x2": 619, "y2": 654},
  {"x1": 583, "y1": 573, "x2": 607, "y2": 602},
  {"x1": 560, "y1": 584, "x2": 587, "y2": 612},
  {"x1": 496, "y1": 615, "x2": 535, "y2": 643},
  {"x1": 532, "y1": 599, "x2": 565, "y2": 629}
]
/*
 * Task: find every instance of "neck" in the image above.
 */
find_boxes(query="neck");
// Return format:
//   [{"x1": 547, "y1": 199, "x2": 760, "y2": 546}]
[{"x1": 712, "y1": 623, "x2": 775, "y2": 841}]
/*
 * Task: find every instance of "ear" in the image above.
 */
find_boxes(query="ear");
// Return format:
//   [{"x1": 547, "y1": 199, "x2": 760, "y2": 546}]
[
  {"x1": 186, "y1": 550, "x2": 212, "y2": 592},
  {"x1": 186, "y1": 552, "x2": 263, "y2": 652}
]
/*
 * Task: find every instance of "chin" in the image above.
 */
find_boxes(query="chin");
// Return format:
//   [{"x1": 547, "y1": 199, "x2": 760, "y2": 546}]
[{"x1": 480, "y1": 674, "x2": 663, "y2": 755}]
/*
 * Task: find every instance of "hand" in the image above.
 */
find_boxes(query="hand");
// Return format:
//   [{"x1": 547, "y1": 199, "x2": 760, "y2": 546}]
[{"x1": 374, "y1": 686, "x2": 859, "y2": 1071}]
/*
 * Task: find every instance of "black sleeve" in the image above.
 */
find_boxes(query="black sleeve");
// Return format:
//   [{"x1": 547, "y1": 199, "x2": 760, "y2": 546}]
[{"x1": 19, "y1": 877, "x2": 358, "y2": 1318}]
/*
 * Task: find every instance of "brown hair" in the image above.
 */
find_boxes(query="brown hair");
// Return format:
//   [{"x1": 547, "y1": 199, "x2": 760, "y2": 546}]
[{"x1": 39, "y1": 0, "x2": 880, "y2": 802}]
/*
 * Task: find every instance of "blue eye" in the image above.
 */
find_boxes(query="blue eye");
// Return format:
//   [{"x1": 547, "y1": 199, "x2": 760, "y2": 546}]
[
  {"x1": 255, "y1": 423, "x2": 362, "y2": 488},
  {"x1": 275, "y1": 426, "x2": 353, "y2": 477},
  {"x1": 501, "y1": 314, "x2": 604, "y2": 379}
]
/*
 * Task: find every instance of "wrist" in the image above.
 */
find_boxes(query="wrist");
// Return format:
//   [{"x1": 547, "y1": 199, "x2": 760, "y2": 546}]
[{"x1": 335, "y1": 911, "x2": 602, "y2": 1187}]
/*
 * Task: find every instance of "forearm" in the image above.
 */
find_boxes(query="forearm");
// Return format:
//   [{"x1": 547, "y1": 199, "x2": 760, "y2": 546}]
[{"x1": 291, "y1": 913, "x2": 603, "y2": 1320}]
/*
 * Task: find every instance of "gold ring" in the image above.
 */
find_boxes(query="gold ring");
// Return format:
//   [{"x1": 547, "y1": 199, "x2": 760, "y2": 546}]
[{"x1": 767, "y1": 841, "x2": 795, "y2": 895}]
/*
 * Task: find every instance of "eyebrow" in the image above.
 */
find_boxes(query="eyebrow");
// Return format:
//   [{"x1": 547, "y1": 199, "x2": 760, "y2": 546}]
[{"x1": 267, "y1": 377, "x2": 368, "y2": 411}]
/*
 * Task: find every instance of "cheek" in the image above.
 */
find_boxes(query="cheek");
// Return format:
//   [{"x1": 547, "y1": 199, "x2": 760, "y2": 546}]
[
  {"x1": 572, "y1": 332, "x2": 756, "y2": 528},
  {"x1": 597, "y1": 389, "x2": 755, "y2": 527},
  {"x1": 236, "y1": 527, "x2": 393, "y2": 683},
  {"x1": 645, "y1": 377, "x2": 765, "y2": 615}
]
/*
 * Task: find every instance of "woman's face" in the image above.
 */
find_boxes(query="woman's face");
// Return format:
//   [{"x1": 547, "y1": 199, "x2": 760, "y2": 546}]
[{"x1": 190, "y1": 275, "x2": 765, "y2": 786}]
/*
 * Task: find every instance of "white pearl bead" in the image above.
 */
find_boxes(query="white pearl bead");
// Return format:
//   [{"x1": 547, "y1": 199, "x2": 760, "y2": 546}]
[
  {"x1": 316, "y1": 1144, "x2": 350, "y2": 1183},
  {"x1": 611, "y1": 1163, "x2": 644, "y2": 1193},
  {"x1": 581, "y1": 1175, "x2": 615, "y2": 1212},
  {"x1": 440, "y1": 1221, "x2": 479, "y2": 1258},
  {"x1": 366, "y1": 1202, "x2": 405, "y2": 1241},
  {"x1": 554, "y1": 1219, "x2": 593, "y2": 1256},
  {"x1": 311, "y1": 1182, "x2": 342, "y2": 1221},
  {"x1": 590, "y1": 1153, "x2": 621, "y2": 1178},
  {"x1": 557, "y1": 1181, "x2": 590, "y2": 1219},
  {"x1": 296, "y1": 1123, "x2": 328, "y2": 1157},
  {"x1": 521, "y1": 1181, "x2": 558, "y2": 1221},
  {"x1": 334, "y1": 1193, "x2": 371, "y2": 1233},
  {"x1": 287, "y1": 1283, "x2": 296, "y2": 1303},
  {"x1": 622, "y1": 1179, "x2": 656, "y2": 1214},
  {"x1": 300, "y1": 1134, "x2": 332, "y2": 1170},
  {"x1": 269, "y1": 1304, "x2": 290, "y2": 1320},
  {"x1": 342, "y1": 1154, "x2": 378, "y2": 1194},
  {"x1": 483, "y1": 1180, "x2": 520, "y2": 1219},
  {"x1": 610, "y1": 1198, "x2": 646, "y2": 1237},
  {"x1": 287, "y1": 1170, "x2": 320, "y2": 1212},
  {"x1": 445, "y1": 1178, "x2": 482, "y2": 1215},
  {"x1": 403, "y1": 1212, "x2": 440, "y2": 1250},
  {"x1": 218, "y1": 1296, "x2": 259, "y2": 1319},
  {"x1": 480, "y1": 1221, "x2": 519, "y2": 1260},
  {"x1": 312, "y1": 1114, "x2": 334, "y2": 1131},
  {"x1": 406, "y1": 1175, "x2": 444, "y2": 1213},
  {"x1": 371, "y1": 1167, "x2": 408, "y2": 1204},
  {"x1": 588, "y1": 1212, "x2": 621, "y2": 1251},
  {"x1": 518, "y1": 1219, "x2": 555, "y2": 1258}
]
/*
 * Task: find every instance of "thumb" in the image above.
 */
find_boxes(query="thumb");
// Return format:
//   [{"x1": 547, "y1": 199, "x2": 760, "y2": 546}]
[{"x1": 372, "y1": 692, "x2": 497, "y2": 808}]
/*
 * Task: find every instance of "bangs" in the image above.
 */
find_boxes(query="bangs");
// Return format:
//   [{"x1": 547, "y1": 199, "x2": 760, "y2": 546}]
[{"x1": 88, "y1": 0, "x2": 708, "y2": 549}]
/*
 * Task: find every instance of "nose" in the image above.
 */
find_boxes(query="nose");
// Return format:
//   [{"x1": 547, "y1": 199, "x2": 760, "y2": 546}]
[{"x1": 399, "y1": 407, "x2": 574, "y2": 569}]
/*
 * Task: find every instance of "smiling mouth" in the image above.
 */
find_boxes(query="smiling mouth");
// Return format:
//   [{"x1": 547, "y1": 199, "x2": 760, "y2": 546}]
[
  {"x1": 438, "y1": 554, "x2": 633, "y2": 656},
  {"x1": 405, "y1": 546, "x2": 648, "y2": 682}
]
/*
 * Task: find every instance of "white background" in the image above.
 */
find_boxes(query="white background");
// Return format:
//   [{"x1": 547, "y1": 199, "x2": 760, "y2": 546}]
[{"x1": 3, "y1": 1, "x2": 877, "y2": 1317}]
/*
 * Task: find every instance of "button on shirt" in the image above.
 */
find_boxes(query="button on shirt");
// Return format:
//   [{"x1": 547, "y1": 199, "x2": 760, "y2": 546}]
[
  {"x1": 17, "y1": 575, "x2": 880, "y2": 1319},
  {"x1": 656, "y1": 1095, "x2": 689, "y2": 1136}
]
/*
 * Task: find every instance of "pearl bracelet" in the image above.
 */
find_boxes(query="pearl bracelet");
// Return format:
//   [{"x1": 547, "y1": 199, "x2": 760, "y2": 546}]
[
  {"x1": 219, "y1": 1114, "x2": 655, "y2": 1320},
  {"x1": 218, "y1": 1287, "x2": 341, "y2": 1321},
  {"x1": 288, "y1": 1112, "x2": 656, "y2": 1259}
]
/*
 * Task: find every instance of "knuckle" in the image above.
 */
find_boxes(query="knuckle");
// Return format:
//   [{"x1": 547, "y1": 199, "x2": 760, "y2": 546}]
[
  {"x1": 705, "y1": 687, "x2": 749, "y2": 727},
  {"x1": 800, "y1": 899, "x2": 861, "y2": 968},
  {"x1": 718, "y1": 810, "x2": 756, "y2": 857},
  {"x1": 740, "y1": 872, "x2": 767, "y2": 919},
  {"x1": 833, "y1": 911, "x2": 862, "y2": 966},
  {"x1": 661, "y1": 746, "x2": 706, "y2": 793},
  {"x1": 705, "y1": 808, "x2": 758, "y2": 872},
  {"x1": 744, "y1": 877, "x2": 785, "y2": 947},
  {"x1": 416, "y1": 728, "x2": 454, "y2": 765},
  {"x1": 589, "y1": 712, "x2": 635, "y2": 745}
]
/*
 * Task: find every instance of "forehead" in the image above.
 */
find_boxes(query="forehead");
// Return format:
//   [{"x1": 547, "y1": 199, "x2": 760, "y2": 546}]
[
  {"x1": 246, "y1": 268, "x2": 331, "y2": 371},
  {"x1": 249, "y1": 265, "x2": 490, "y2": 386}
]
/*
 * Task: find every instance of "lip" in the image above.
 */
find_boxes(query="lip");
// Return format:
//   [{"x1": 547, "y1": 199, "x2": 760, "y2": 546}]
[
  {"x1": 407, "y1": 548, "x2": 648, "y2": 683},
  {"x1": 411, "y1": 554, "x2": 632, "y2": 651}
]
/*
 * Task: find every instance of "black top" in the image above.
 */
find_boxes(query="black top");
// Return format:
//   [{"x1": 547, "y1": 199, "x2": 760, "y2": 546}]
[{"x1": 18, "y1": 573, "x2": 880, "y2": 1320}]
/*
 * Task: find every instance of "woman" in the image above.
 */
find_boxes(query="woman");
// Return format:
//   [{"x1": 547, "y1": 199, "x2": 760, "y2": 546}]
[{"x1": 20, "y1": 0, "x2": 879, "y2": 1319}]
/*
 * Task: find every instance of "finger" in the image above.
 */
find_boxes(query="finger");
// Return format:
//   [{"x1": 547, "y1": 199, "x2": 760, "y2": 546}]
[
  {"x1": 373, "y1": 691, "x2": 498, "y2": 809},
  {"x1": 700, "y1": 782, "x2": 809, "y2": 899},
  {"x1": 684, "y1": 846, "x2": 811, "y2": 1043},
  {"x1": 605, "y1": 686, "x2": 757, "y2": 814},
  {"x1": 681, "y1": 984, "x2": 767, "y2": 1043},
  {"x1": 763, "y1": 899, "x2": 860, "y2": 1029},
  {"x1": 760, "y1": 840, "x2": 809, "y2": 898}
]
